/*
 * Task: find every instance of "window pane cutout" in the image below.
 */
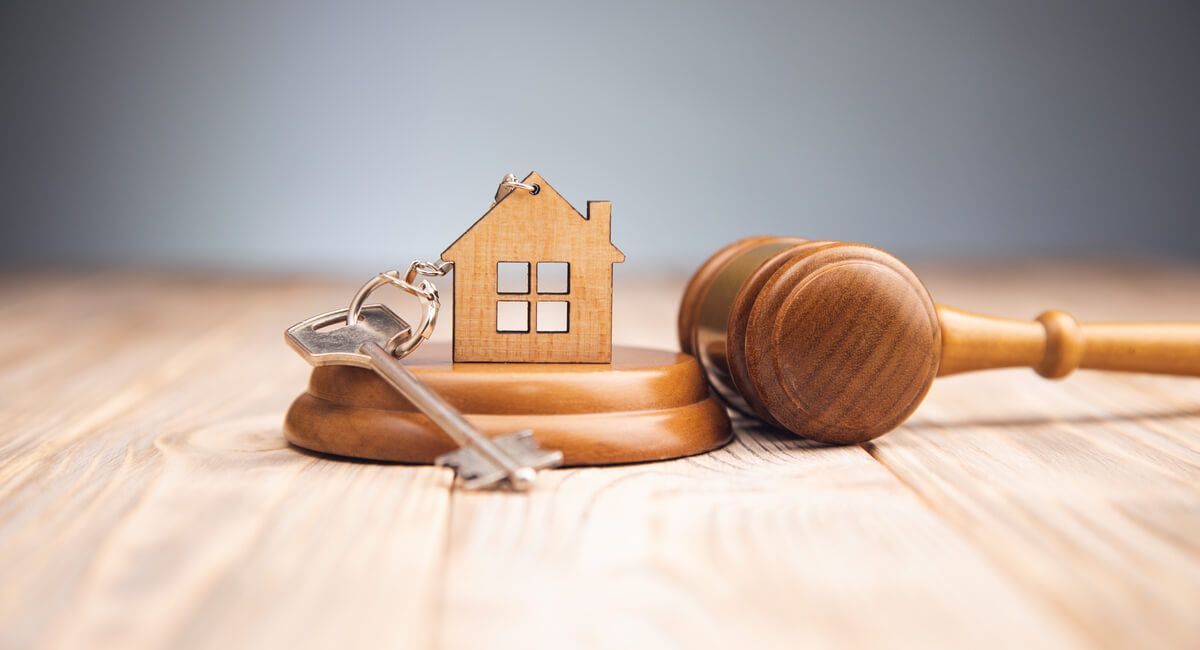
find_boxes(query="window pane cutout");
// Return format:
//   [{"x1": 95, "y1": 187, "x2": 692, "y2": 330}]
[
  {"x1": 537, "y1": 301, "x2": 569, "y2": 333},
  {"x1": 497, "y1": 262, "x2": 530, "y2": 294},
  {"x1": 497, "y1": 301, "x2": 530, "y2": 332},
  {"x1": 537, "y1": 262, "x2": 569, "y2": 294}
]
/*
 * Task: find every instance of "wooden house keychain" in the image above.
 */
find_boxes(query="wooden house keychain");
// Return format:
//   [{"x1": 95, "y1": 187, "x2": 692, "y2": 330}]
[
  {"x1": 283, "y1": 173, "x2": 732, "y2": 489},
  {"x1": 285, "y1": 265, "x2": 563, "y2": 491}
]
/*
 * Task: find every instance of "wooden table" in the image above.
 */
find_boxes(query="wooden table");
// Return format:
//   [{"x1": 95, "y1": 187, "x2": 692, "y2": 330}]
[{"x1": 2, "y1": 263, "x2": 1199, "y2": 649}]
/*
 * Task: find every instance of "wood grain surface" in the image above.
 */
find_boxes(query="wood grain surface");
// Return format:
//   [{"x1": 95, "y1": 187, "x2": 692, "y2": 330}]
[
  {"x1": 2, "y1": 264, "x2": 1199, "y2": 649},
  {"x1": 737, "y1": 242, "x2": 941, "y2": 444}
]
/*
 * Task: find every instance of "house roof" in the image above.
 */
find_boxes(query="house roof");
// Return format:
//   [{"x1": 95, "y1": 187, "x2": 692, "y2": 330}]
[{"x1": 441, "y1": 171, "x2": 625, "y2": 262}]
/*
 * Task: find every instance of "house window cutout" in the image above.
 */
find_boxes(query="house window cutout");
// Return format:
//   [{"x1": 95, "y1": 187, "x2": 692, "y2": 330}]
[
  {"x1": 497, "y1": 262, "x2": 530, "y2": 294},
  {"x1": 497, "y1": 301, "x2": 530, "y2": 332},
  {"x1": 536, "y1": 262, "x2": 569, "y2": 294},
  {"x1": 536, "y1": 301, "x2": 569, "y2": 333}
]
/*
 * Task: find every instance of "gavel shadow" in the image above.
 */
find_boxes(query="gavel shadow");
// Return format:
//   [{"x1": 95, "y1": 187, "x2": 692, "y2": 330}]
[
  {"x1": 730, "y1": 406, "x2": 1200, "y2": 447},
  {"x1": 910, "y1": 406, "x2": 1200, "y2": 432},
  {"x1": 728, "y1": 414, "x2": 837, "y2": 449}
]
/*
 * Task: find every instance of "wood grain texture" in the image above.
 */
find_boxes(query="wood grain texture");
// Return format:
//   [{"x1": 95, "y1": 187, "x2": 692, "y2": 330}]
[
  {"x1": 685, "y1": 239, "x2": 942, "y2": 444},
  {"x1": 441, "y1": 172, "x2": 625, "y2": 363},
  {"x1": 0, "y1": 275, "x2": 450, "y2": 650},
  {"x1": 742, "y1": 243, "x2": 940, "y2": 444},
  {"x1": 2, "y1": 264, "x2": 1200, "y2": 649},
  {"x1": 868, "y1": 261, "x2": 1200, "y2": 649}
]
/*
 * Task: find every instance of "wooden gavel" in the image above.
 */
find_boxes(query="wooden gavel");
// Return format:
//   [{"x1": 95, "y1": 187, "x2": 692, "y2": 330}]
[{"x1": 679, "y1": 237, "x2": 1200, "y2": 444}]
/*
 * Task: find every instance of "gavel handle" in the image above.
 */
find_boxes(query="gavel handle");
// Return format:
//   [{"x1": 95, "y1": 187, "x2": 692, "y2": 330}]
[{"x1": 936, "y1": 306, "x2": 1200, "y2": 378}]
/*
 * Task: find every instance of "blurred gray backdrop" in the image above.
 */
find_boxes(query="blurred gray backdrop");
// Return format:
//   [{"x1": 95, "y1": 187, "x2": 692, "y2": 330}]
[{"x1": 2, "y1": 0, "x2": 1198, "y2": 273}]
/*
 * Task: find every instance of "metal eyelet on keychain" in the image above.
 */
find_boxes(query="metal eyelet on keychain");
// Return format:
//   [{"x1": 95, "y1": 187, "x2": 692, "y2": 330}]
[
  {"x1": 284, "y1": 173, "x2": 567, "y2": 489},
  {"x1": 494, "y1": 173, "x2": 540, "y2": 204},
  {"x1": 346, "y1": 170, "x2": 540, "y2": 357},
  {"x1": 285, "y1": 254, "x2": 561, "y2": 490}
]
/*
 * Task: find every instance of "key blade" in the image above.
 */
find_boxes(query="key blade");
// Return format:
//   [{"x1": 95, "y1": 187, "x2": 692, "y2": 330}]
[{"x1": 285, "y1": 305, "x2": 411, "y2": 368}]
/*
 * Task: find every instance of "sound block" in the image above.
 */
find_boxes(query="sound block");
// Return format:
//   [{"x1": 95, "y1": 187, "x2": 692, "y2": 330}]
[{"x1": 284, "y1": 343, "x2": 733, "y2": 466}]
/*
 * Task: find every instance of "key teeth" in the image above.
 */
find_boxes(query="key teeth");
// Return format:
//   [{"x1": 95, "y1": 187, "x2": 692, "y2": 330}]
[
  {"x1": 435, "y1": 432, "x2": 563, "y2": 490},
  {"x1": 435, "y1": 449, "x2": 507, "y2": 489},
  {"x1": 461, "y1": 473, "x2": 508, "y2": 490}
]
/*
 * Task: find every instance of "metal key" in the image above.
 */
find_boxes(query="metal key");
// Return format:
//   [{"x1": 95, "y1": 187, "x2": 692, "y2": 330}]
[{"x1": 286, "y1": 304, "x2": 562, "y2": 490}]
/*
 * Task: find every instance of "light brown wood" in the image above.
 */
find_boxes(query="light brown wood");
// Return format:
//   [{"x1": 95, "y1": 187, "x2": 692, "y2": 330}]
[
  {"x1": 440, "y1": 172, "x2": 624, "y2": 363},
  {"x1": 938, "y1": 306, "x2": 1200, "y2": 377},
  {"x1": 0, "y1": 275, "x2": 449, "y2": 649},
  {"x1": 3, "y1": 267, "x2": 1200, "y2": 649},
  {"x1": 283, "y1": 343, "x2": 733, "y2": 465},
  {"x1": 681, "y1": 237, "x2": 1200, "y2": 444},
  {"x1": 868, "y1": 259, "x2": 1200, "y2": 649}
]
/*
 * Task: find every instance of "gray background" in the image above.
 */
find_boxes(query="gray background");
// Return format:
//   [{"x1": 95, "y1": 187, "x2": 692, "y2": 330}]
[{"x1": 2, "y1": 0, "x2": 1198, "y2": 273}]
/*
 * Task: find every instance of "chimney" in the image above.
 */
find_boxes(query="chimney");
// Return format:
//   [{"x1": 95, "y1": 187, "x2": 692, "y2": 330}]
[{"x1": 587, "y1": 201, "x2": 611, "y2": 234}]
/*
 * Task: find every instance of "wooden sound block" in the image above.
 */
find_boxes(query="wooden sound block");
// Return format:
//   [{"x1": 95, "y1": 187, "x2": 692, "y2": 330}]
[{"x1": 284, "y1": 343, "x2": 733, "y2": 466}]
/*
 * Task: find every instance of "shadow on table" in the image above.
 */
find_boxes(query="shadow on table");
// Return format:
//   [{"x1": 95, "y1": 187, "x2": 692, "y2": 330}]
[
  {"x1": 729, "y1": 414, "x2": 838, "y2": 449},
  {"x1": 916, "y1": 406, "x2": 1200, "y2": 431},
  {"x1": 729, "y1": 405, "x2": 1200, "y2": 448},
  {"x1": 286, "y1": 442, "x2": 424, "y2": 466}
]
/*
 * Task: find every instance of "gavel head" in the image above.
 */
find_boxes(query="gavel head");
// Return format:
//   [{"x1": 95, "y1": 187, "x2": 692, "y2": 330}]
[{"x1": 679, "y1": 237, "x2": 941, "y2": 444}]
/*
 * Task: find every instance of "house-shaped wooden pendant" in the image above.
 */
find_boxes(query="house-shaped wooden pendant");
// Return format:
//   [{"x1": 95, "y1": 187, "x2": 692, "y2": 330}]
[
  {"x1": 285, "y1": 172, "x2": 732, "y2": 465},
  {"x1": 441, "y1": 172, "x2": 625, "y2": 363}
]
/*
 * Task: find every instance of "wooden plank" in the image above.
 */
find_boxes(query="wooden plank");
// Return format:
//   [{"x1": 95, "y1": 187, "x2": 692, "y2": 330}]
[
  {"x1": 1, "y1": 265, "x2": 1198, "y2": 649},
  {"x1": 870, "y1": 374, "x2": 1200, "y2": 648},
  {"x1": 435, "y1": 422, "x2": 1087, "y2": 649},
  {"x1": 869, "y1": 263, "x2": 1200, "y2": 648},
  {"x1": 432, "y1": 279, "x2": 1088, "y2": 649},
  {"x1": 0, "y1": 273, "x2": 452, "y2": 649}
]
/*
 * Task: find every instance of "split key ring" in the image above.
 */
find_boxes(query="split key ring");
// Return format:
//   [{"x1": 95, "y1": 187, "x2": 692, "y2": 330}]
[{"x1": 346, "y1": 265, "x2": 444, "y2": 359}]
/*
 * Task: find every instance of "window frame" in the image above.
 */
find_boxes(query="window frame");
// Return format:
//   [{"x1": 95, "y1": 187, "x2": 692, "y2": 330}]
[
  {"x1": 496, "y1": 261, "x2": 531, "y2": 295},
  {"x1": 495, "y1": 300, "x2": 531, "y2": 333},
  {"x1": 535, "y1": 261, "x2": 570, "y2": 295},
  {"x1": 535, "y1": 300, "x2": 570, "y2": 333}
]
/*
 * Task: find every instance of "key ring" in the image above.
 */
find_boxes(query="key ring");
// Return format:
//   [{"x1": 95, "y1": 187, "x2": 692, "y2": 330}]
[
  {"x1": 346, "y1": 260, "x2": 451, "y2": 358},
  {"x1": 403, "y1": 259, "x2": 453, "y2": 285},
  {"x1": 500, "y1": 179, "x2": 539, "y2": 194},
  {"x1": 494, "y1": 173, "x2": 540, "y2": 204}
]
